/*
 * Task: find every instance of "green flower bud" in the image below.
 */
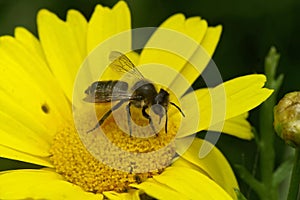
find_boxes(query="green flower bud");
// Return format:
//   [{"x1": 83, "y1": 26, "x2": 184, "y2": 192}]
[{"x1": 274, "y1": 91, "x2": 300, "y2": 148}]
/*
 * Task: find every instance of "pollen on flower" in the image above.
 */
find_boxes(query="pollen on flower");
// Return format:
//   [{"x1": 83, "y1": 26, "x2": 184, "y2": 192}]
[{"x1": 49, "y1": 104, "x2": 181, "y2": 193}]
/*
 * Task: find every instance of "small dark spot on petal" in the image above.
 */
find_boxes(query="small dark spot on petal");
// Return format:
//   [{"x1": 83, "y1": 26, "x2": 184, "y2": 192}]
[{"x1": 41, "y1": 104, "x2": 50, "y2": 114}]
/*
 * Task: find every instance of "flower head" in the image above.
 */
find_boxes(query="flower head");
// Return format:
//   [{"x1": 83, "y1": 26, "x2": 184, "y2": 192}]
[
  {"x1": 274, "y1": 91, "x2": 300, "y2": 148},
  {"x1": 0, "y1": 1, "x2": 272, "y2": 199}
]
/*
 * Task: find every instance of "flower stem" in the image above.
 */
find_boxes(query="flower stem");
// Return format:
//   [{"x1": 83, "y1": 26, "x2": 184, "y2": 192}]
[
  {"x1": 259, "y1": 98, "x2": 276, "y2": 199},
  {"x1": 258, "y1": 47, "x2": 283, "y2": 200},
  {"x1": 287, "y1": 148, "x2": 300, "y2": 200}
]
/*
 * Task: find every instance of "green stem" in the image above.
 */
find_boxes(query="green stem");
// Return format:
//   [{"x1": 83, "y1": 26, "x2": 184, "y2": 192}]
[
  {"x1": 258, "y1": 47, "x2": 283, "y2": 200},
  {"x1": 259, "y1": 94, "x2": 277, "y2": 200},
  {"x1": 235, "y1": 164, "x2": 265, "y2": 197},
  {"x1": 287, "y1": 148, "x2": 300, "y2": 200}
]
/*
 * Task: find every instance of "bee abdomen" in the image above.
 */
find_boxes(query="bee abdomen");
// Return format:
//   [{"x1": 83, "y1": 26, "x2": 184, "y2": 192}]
[{"x1": 84, "y1": 80, "x2": 128, "y2": 102}]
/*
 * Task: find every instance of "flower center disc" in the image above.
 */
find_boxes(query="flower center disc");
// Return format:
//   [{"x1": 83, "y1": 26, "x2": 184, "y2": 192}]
[{"x1": 50, "y1": 104, "x2": 181, "y2": 193}]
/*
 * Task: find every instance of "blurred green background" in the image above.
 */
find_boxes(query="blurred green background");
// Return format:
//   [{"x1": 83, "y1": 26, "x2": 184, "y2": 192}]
[
  {"x1": 0, "y1": 0, "x2": 299, "y2": 199},
  {"x1": 1, "y1": 0, "x2": 299, "y2": 92}
]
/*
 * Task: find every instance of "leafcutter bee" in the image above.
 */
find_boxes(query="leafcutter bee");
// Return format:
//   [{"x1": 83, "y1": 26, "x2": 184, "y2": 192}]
[{"x1": 84, "y1": 51, "x2": 185, "y2": 136}]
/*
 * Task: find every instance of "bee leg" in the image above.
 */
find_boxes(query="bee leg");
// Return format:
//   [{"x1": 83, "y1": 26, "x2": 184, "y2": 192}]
[
  {"x1": 126, "y1": 102, "x2": 132, "y2": 136},
  {"x1": 87, "y1": 99, "x2": 127, "y2": 133},
  {"x1": 129, "y1": 161, "x2": 136, "y2": 173},
  {"x1": 165, "y1": 110, "x2": 168, "y2": 134},
  {"x1": 142, "y1": 105, "x2": 157, "y2": 135},
  {"x1": 129, "y1": 165, "x2": 133, "y2": 174},
  {"x1": 86, "y1": 110, "x2": 112, "y2": 133},
  {"x1": 170, "y1": 102, "x2": 185, "y2": 117}
]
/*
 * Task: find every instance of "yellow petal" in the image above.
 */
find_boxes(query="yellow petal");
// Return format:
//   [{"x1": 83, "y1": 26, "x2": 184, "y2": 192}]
[
  {"x1": 169, "y1": 26, "x2": 222, "y2": 97},
  {"x1": 200, "y1": 25, "x2": 223, "y2": 56},
  {"x1": 0, "y1": 169, "x2": 103, "y2": 200},
  {"x1": 14, "y1": 27, "x2": 46, "y2": 61},
  {"x1": 66, "y1": 9, "x2": 88, "y2": 60},
  {"x1": 0, "y1": 144, "x2": 53, "y2": 167},
  {"x1": 153, "y1": 167, "x2": 233, "y2": 199},
  {"x1": 131, "y1": 179, "x2": 188, "y2": 200},
  {"x1": 87, "y1": 1, "x2": 131, "y2": 53},
  {"x1": 224, "y1": 75, "x2": 273, "y2": 117},
  {"x1": 179, "y1": 74, "x2": 273, "y2": 137},
  {"x1": 212, "y1": 112, "x2": 254, "y2": 140},
  {"x1": 37, "y1": 9, "x2": 86, "y2": 101},
  {"x1": 0, "y1": 97, "x2": 51, "y2": 156},
  {"x1": 138, "y1": 14, "x2": 208, "y2": 88},
  {"x1": 175, "y1": 138, "x2": 238, "y2": 199},
  {"x1": 0, "y1": 34, "x2": 70, "y2": 124},
  {"x1": 103, "y1": 190, "x2": 140, "y2": 200},
  {"x1": 171, "y1": 156, "x2": 209, "y2": 176},
  {"x1": 85, "y1": 2, "x2": 132, "y2": 83},
  {"x1": 0, "y1": 35, "x2": 72, "y2": 156},
  {"x1": 13, "y1": 28, "x2": 71, "y2": 120}
]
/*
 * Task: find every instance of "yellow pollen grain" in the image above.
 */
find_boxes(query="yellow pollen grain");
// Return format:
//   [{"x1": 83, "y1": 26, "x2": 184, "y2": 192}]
[{"x1": 50, "y1": 104, "x2": 181, "y2": 193}]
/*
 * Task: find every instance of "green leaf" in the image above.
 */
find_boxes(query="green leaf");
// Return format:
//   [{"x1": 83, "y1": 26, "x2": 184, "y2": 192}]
[{"x1": 272, "y1": 156, "x2": 293, "y2": 187}]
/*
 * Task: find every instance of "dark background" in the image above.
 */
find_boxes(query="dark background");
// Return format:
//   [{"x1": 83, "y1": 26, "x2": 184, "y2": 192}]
[
  {"x1": 0, "y1": 0, "x2": 299, "y2": 199},
  {"x1": 1, "y1": 0, "x2": 299, "y2": 93}
]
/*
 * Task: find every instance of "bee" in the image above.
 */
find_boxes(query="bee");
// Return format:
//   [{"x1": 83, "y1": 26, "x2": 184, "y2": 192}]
[{"x1": 84, "y1": 51, "x2": 185, "y2": 136}]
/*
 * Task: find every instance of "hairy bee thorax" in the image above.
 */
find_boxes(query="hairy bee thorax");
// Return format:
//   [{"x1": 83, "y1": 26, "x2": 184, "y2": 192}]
[{"x1": 131, "y1": 80, "x2": 157, "y2": 107}]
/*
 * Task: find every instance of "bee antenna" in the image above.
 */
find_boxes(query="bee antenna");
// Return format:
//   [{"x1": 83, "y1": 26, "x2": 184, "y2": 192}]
[{"x1": 170, "y1": 102, "x2": 185, "y2": 117}]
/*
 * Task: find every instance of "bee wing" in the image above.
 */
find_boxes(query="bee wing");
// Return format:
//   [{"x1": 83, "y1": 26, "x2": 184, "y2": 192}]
[
  {"x1": 84, "y1": 92, "x2": 141, "y2": 103},
  {"x1": 109, "y1": 51, "x2": 144, "y2": 80},
  {"x1": 83, "y1": 92, "x2": 131, "y2": 103}
]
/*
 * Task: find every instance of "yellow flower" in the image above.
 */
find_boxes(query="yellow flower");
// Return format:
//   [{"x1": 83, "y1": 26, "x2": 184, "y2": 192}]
[{"x1": 0, "y1": 1, "x2": 272, "y2": 200}]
